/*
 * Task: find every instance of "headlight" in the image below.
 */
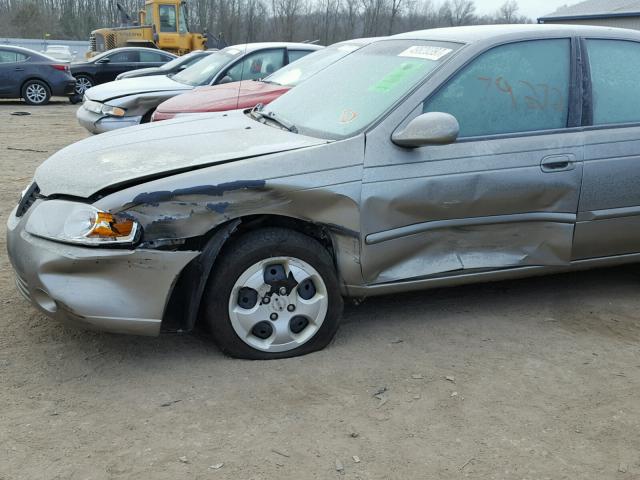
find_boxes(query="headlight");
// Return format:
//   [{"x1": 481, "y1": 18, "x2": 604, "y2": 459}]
[
  {"x1": 101, "y1": 104, "x2": 126, "y2": 117},
  {"x1": 25, "y1": 200, "x2": 139, "y2": 246},
  {"x1": 83, "y1": 99, "x2": 126, "y2": 117}
]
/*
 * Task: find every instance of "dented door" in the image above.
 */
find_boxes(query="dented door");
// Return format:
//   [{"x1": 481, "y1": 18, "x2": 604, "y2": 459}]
[
  {"x1": 361, "y1": 134, "x2": 584, "y2": 284},
  {"x1": 359, "y1": 38, "x2": 584, "y2": 285}
]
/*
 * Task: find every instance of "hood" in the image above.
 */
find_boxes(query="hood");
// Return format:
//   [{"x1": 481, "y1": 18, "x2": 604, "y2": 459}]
[
  {"x1": 156, "y1": 80, "x2": 291, "y2": 114},
  {"x1": 118, "y1": 67, "x2": 163, "y2": 79},
  {"x1": 86, "y1": 75, "x2": 191, "y2": 102},
  {"x1": 35, "y1": 110, "x2": 327, "y2": 198}
]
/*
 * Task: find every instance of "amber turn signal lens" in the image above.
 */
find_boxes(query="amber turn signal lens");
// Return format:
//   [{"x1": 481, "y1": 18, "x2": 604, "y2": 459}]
[{"x1": 88, "y1": 212, "x2": 134, "y2": 238}]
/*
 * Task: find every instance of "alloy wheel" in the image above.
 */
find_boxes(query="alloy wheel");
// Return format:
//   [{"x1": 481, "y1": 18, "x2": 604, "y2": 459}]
[
  {"x1": 74, "y1": 77, "x2": 93, "y2": 95},
  {"x1": 25, "y1": 83, "x2": 47, "y2": 104}
]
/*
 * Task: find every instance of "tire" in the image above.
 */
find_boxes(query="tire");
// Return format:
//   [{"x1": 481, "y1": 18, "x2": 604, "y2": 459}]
[
  {"x1": 22, "y1": 80, "x2": 51, "y2": 106},
  {"x1": 202, "y1": 227, "x2": 344, "y2": 359},
  {"x1": 73, "y1": 74, "x2": 93, "y2": 96}
]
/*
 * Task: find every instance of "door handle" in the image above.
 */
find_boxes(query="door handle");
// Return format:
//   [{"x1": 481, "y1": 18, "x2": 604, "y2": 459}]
[
  {"x1": 541, "y1": 154, "x2": 574, "y2": 173},
  {"x1": 14, "y1": 67, "x2": 24, "y2": 71}
]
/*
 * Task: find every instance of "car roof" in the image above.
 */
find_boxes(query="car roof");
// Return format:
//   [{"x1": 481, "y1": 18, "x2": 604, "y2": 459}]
[
  {"x1": 391, "y1": 23, "x2": 640, "y2": 44},
  {"x1": 222, "y1": 42, "x2": 324, "y2": 53},
  {"x1": 333, "y1": 36, "x2": 386, "y2": 46},
  {"x1": 103, "y1": 46, "x2": 178, "y2": 55},
  {"x1": 0, "y1": 45, "x2": 44, "y2": 56}
]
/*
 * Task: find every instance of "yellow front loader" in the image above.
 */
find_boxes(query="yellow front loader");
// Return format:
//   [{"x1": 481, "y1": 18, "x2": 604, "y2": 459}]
[{"x1": 87, "y1": 0, "x2": 207, "y2": 58}]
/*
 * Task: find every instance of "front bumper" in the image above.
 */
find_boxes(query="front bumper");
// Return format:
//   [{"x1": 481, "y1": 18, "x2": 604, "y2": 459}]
[
  {"x1": 76, "y1": 105, "x2": 143, "y2": 134},
  {"x1": 6, "y1": 205, "x2": 198, "y2": 336}
]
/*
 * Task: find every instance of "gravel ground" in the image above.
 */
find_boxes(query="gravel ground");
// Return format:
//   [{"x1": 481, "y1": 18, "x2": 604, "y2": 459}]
[{"x1": 1, "y1": 100, "x2": 639, "y2": 480}]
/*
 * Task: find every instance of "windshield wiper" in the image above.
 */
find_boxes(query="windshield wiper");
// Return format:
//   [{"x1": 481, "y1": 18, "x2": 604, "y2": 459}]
[
  {"x1": 250, "y1": 105, "x2": 298, "y2": 134},
  {"x1": 260, "y1": 79, "x2": 282, "y2": 86}
]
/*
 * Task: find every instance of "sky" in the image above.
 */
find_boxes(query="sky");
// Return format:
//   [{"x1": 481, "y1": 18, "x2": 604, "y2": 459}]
[{"x1": 474, "y1": 0, "x2": 574, "y2": 20}]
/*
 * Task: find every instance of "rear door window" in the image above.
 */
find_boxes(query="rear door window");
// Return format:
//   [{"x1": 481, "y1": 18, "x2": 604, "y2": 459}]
[
  {"x1": 424, "y1": 39, "x2": 571, "y2": 137},
  {"x1": 140, "y1": 51, "x2": 169, "y2": 63},
  {"x1": 0, "y1": 50, "x2": 27, "y2": 63},
  {"x1": 287, "y1": 49, "x2": 312, "y2": 64},
  {"x1": 586, "y1": 39, "x2": 640, "y2": 125},
  {"x1": 109, "y1": 51, "x2": 139, "y2": 63}
]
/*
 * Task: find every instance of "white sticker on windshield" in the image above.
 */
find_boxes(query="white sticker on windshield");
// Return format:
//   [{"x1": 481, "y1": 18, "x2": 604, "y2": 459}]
[{"x1": 398, "y1": 46, "x2": 452, "y2": 61}]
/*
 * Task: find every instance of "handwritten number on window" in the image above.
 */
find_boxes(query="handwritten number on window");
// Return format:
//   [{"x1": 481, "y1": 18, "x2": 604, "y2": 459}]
[{"x1": 476, "y1": 76, "x2": 564, "y2": 112}]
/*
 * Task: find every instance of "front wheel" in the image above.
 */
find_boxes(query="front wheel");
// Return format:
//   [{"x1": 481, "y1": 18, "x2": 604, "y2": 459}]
[{"x1": 202, "y1": 228, "x2": 343, "y2": 359}]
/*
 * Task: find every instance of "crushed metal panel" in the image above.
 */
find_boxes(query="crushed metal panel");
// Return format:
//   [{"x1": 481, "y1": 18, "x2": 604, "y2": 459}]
[
  {"x1": 34, "y1": 110, "x2": 327, "y2": 198},
  {"x1": 96, "y1": 135, "x2": 366, "y2": 287},
  {"x1": 363, "y1": 221, "x2": 574, "y2": 284}
]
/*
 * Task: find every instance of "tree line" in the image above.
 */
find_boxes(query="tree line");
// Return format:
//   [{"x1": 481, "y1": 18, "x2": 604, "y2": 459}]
[{"x1": 0, "y1": 0, "x2": 529, "y2": 46}]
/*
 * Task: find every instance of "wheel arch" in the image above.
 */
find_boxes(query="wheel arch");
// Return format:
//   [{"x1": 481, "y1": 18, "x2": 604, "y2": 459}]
[
  {"x1": 162, "y1": 214, "x2": 353, "y2": 333},
  {"x1": 73, "y1": 72, "x2": 94, "y2": 80},
  {"x1": 20, "y1": 77, "x2": 52, "y2": 93}
]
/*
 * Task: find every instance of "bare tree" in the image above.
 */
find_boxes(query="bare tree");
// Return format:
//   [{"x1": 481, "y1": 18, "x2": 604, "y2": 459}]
[
  {"x1": 387, "y1": 0, "x2": 403, "y2": 34},
  {"x1": 440, "y1": 0, "x2": 475, "y2": 26},
  {"x1": 0, "y1": 0, "x2": 531, "y2": 46},
  {"x1": 497, "y1": 0, "x2": 518, "y2": 22}
]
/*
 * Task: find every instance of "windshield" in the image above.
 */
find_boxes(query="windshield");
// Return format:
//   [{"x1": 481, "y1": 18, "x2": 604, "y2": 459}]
[
  {"x1": 264, "y1": 39, "x2": 460, "y2": 139},
  {"x1": 161, "y1": 51, "x2": 201, "y2": 70},
  {"x1": 172, "y1": 49, "x2": 238, "y2": 86},
  {"x1": 266, "y1": 42, "x2": 366, "y2": 87}
]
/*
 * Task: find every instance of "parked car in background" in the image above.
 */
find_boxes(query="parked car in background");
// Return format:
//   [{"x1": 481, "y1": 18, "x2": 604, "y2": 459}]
[
  {"x1": 152, "y1": 38, "x2": 380, "y2": 122},
  {"x1": 0, "y1": 45, "x2": 76, "y2": 105},
  {"x1": 115, "y1": 50, "x2": 216, "y2": 80},
  {"x1": 76, "y1": 42, "x2": 323, "y2": 134},
  {"x1": 70, "y1": 47, "x2": 177, "y2": 96},
  {"x1": 13, "y1": 25, "x2": 640, "y2": 359},
  {"x1": 43, "y1": 45, "x2": 76, "y2": 63}
]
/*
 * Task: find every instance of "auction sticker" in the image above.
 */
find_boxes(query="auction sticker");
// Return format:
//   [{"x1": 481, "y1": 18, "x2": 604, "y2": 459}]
[{"x1": 398, "y1": 45, "x2": 452, "y2": 61}]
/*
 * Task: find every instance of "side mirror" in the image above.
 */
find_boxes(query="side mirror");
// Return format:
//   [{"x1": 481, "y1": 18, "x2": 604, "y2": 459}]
[
  {"x1": 392, "y1": 112, "x2": 459, "y2": 148},
  {"x1": 97, "y1": 57, "x2": 110, "y2": 64},
  {"x1": 218, "y1": 75, "x2": 233, "y2": 84},
  {"x1": 178, "y1": 64, "x2": 188, "y2": 70}
]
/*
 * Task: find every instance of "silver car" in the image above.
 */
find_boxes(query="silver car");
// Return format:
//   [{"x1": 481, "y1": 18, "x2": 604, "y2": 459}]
[
  {"x1": 8, "y1": 25, "x2": 640, "y2": 359},
  {"x1": 76, "y1": 42, "x2": 323, "y2": 134}
]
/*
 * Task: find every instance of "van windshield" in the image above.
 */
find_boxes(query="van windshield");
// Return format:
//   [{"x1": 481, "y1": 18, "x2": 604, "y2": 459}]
[{"x1": 262, "y1": 40, "x2": 460, "y2": 139}]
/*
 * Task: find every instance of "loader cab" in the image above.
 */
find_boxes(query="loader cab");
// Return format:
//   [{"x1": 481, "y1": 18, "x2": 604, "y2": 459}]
[
  {"x1": 141, "y1": 1, "x2": 188, "y2": 33},
  {"x1": 140, "y1": 1, "x2": 200, "y2": 55}
]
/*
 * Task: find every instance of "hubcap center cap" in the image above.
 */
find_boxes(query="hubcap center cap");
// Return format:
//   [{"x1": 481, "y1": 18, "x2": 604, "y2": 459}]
[{"x1": 271, "y1": 296, "x2": 287, "y2": 312}]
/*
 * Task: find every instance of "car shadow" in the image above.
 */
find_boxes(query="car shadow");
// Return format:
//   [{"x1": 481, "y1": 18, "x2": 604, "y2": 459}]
[{"x1": 35, "y1": 263, "x2": 640, "y2": 367}]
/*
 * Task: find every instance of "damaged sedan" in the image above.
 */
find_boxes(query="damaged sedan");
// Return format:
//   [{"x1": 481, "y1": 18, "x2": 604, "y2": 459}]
[
  {"x1": 76, "y1": 42, "x2": 322, "y2": 134},
  {"x1": 9, "y1": 25, "x2": 640, "y2": 359}
]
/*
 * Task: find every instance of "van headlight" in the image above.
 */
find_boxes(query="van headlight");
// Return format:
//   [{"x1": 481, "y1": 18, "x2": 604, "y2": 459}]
[
  {"x1": 83, "y1": 99, "x2": 126, "y2": 117},
  {"x1": 25, "y1": 200, "x2": 139, "y2": 246},
  {"x1": 101, "y1": 104, "x2": 126, "y2": 117}
]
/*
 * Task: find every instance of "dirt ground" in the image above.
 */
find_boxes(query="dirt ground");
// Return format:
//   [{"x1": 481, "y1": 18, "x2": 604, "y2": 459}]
[{"x1": 1, "y1": 100, "x2": 639, "y2": 480}]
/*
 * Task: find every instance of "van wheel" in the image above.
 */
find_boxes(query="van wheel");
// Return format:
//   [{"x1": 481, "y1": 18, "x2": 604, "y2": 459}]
[
  {"x1": 201, "y1": 228, "x2": 343, "y2": 359},
  {"x1": 22, "y1": 80, "x2": 51, "y2": 105}
]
